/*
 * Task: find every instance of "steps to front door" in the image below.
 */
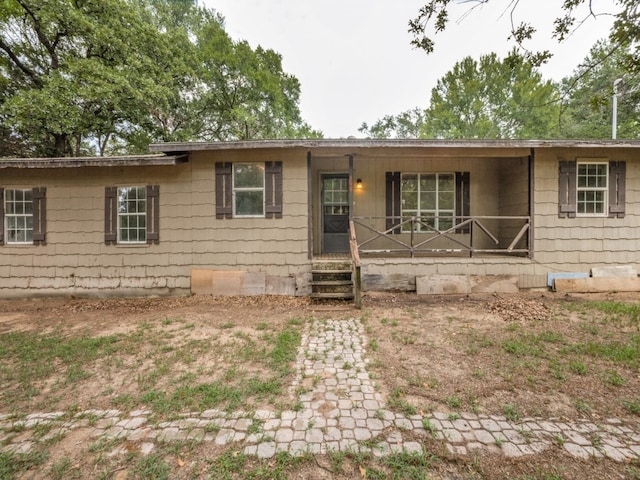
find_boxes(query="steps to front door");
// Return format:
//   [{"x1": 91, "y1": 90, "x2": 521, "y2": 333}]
[{"x1": 310, "y1": 260, "x2": 354, "y2": 300}]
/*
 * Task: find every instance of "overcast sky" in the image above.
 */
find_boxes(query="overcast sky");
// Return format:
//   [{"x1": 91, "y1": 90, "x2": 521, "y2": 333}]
[{"x1": 202, "y1": 1, "x2": 619, "y2": 138}]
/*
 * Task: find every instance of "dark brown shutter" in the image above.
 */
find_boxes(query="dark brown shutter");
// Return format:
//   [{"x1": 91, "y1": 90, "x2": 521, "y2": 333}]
[
  {"x1": 32, "y1": 187, "x2": 46, "y2": 245},
  {"x1": 146, "y1": 185, "x2": 160, "y2": 244},
  {"x1": 215, "y1": 162, "x2": 233, "y2": 219},
  {"x1": 0, "y1": 188, "x2": 4, "y2": 245},
  {"x1": 609, "y1": 161, "x2": 626, "y2": 218},
  {"x1": 558, "y1": 161, "x2": 577, "y2": 218},
  {"x1": 385, "y1": 172, "x2": 401, "y2": 234},
  {"x1": 105, "y1": 186, "x2": 117, "y2": 244},
  {"x1": 455, "y1": 172, "x2": 470, "y2": 233},
  {"x1": 265, "y1": 161, "x2": 283, "y2": 219}
]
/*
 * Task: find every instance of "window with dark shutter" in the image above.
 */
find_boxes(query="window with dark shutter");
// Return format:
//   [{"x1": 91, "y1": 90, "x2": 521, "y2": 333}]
[
  {"x1": 455, "y1": 172, "x2": 470, "y2": 233},
  {"x1": 609, "y1": 161, "x2": 626, "y2": 218},
  {"x1": 217, "y1": 162, "x2": 282, "y2": 219},
  {"x1": 215, "y1": 162, "x2": 233, "y2": 219},
  {"x1": 385, "y1": 172, "x2": 401, "y2": 234},
  {"x1": 265, "y1": 161, "x2": 283, "y2": 218},
  {"x1": 32, "y1": 187, "x2": 46, "y2": 245},
  {"x1": 559, "y1": 160, "x2": 625, "y2": 218},
  {"x1": 104, "y1": 186, "x2": 117, "y2": 244},
  {"x1": 146, "y1": 185, "x2": 160, "y2": 244}
]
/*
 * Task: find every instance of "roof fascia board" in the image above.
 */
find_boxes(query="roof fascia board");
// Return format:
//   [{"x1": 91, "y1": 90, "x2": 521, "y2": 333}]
[{"x1": 0, "y1": 154, "x2": 189, "y2": 169}]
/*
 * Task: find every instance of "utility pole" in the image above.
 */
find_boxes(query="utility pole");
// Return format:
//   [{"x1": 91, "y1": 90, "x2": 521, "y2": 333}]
[{"x1": 612, "y1": 78, "x2": 622, "y2": 139}]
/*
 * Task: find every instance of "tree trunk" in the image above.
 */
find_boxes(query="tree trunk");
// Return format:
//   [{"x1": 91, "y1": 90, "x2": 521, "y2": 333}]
[{"x1": 53, "y1": 133, "x2": 66, "y2": 157}]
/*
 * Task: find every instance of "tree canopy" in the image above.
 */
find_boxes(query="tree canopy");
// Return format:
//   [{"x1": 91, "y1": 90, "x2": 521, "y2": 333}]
[
  {"x1": 409, "y1": 0, "x2": 639, "y2": 73},
  {"x1": 559, "y1": 40, "x2": 639, "y2": 139},
  {"x1": 0, "y1": 0, "x2": 319, "y2": 157},
  {"x1": 360, "y1": 51, "x2": 560, "y2": 139}
]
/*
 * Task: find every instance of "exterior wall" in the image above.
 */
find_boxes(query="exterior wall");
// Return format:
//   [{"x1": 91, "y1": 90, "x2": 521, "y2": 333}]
[
  {"x1": 2, "y1": 143, "x2": 638, "y2": 298},
  {"x1": 533, "y1": 147, "x2": 640, "y2": 273},
  {"x1": 498, "y1": 156, "x2": 530, "y2": 248},
  {"x1": 0, "y1": 148, "x2": 312, "y2": 298}
]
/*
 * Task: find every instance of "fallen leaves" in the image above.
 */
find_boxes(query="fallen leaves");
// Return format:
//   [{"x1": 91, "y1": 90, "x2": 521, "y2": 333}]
[{"x1": 489, "y1": 296, "x2": 550, "y2": 322}]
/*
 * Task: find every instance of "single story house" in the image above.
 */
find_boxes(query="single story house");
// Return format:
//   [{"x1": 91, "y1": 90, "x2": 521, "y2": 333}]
[{"x1": 0, "y1": 139, "x2": 638, "y2": 299}]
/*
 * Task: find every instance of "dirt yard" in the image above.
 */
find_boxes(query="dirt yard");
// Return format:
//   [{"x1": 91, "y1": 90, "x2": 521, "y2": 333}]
[{"x1": 1, "y1": 291, "x2": 639, "y2": 479}]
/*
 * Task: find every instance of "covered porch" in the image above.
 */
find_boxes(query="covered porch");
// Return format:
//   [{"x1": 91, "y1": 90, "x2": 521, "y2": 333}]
[{"x1": 309, "y1": 145, "x2": 534, "y2": 259}]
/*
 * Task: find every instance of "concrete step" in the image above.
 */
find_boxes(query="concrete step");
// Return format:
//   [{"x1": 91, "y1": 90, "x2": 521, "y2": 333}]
[{"x1": 311, "y1": 292, "x2": 355, "y2": 299}]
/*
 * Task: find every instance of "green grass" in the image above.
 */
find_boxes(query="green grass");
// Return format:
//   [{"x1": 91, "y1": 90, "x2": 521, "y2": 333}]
[
  {"x1": 568, "y1": 336, "x2": 640, "y2": 368},
  {"x1": 623, "y1": 398, "x2": 640, "y2": 415},
  {"x1": 133, "y1": 454, "x2": 170, "y2": 480},
  {"x1": 0, "y1": 450, "x2": 49, "y2": 479},
  {"x1": 211, "y1": 450, "x2": 313, "y2": 480},
  {"x1": 387, "y1": 387, "x2": 417, "y2": 416},
  {"x1": 0, "y1": 316, "x2": 303, "y2": 416},
  {"x1": 503, "y1": 403, "x2": 521, "y2": 422}
]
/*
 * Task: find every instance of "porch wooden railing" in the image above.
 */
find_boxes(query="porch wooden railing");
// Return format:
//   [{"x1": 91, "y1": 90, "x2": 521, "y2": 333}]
[
  {"x1": 350, "y1": 215, "x2": 531, "y2": 258},
  {"x1": 348, "y1": 219, "x2": 362, "y2": 309}
]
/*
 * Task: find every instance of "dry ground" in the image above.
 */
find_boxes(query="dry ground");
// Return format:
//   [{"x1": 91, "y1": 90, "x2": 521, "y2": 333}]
[{"x1": 0, "y1": 291, "x2": 639, "y2": 479}]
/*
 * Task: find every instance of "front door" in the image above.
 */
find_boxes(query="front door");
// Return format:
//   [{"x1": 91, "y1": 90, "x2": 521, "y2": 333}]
[{"x1": 322, "y1": 174, "x2": 350, "y2": 253}]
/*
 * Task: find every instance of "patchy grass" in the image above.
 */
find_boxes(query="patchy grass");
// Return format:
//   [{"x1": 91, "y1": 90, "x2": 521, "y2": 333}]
[
  {"x1": 367, "y1": 295, "x2": 640, "y2": 423},
  {"x1": 0, "y1": 312, "x2": 304, "y2": 416},
  {"x1": 0, "y1": 294, "x2": 637, "y2": 480}
]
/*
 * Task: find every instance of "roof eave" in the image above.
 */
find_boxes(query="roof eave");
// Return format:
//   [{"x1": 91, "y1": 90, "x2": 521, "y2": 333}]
[
  {"x1": 0, "y1": 153, "x2": 189, "y2": 169},
  {"x1": 149, "y1": 139, "x2": 640, "y2": 154}
]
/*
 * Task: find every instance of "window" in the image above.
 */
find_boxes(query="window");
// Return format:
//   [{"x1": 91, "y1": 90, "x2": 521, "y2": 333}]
[
  {"x1": 559, "y1": 160, "x2": 625, "y2": 218},
  {"x1": 233, "y1": 163, "x2": 264, "y2": 217},
  {"x1": 386, "y1": 171, "x2": 470, "y2": 234},
  {"x1": 5, "y1": 189, "x2": 33, "y2": 243},
  {"x1": 0, "y1": 187, "x2": 46, "y2": 246},
  {"x1": 577, "y1": 163, "x2": 607, "y2": 215},
  {"x1": 323, "y1": 177, "x2": 349, "y2": 215},
  {"x1": 105, "y1": 185, "x2": 159, "y2": 245},
  {"x1": 118, "y1": 187, "x2": 147, "y2": 243},
  {"x1": 215, "y1": 162, "x2": 283, "y2": 219},
  {"x1": 401, "y1": 173, "x2": 455, "y2": 231}
]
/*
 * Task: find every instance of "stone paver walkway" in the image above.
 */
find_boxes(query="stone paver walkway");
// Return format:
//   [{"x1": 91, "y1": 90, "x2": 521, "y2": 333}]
[{"x1": 1, "y1": 318, "x2": 639, "y2": 462}]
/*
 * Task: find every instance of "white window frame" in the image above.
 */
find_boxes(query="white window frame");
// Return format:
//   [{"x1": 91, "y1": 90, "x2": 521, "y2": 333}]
[
  {"x1": 117, "y1": 186, "x2": 147, "y2": 244},
  {"x1": 576, "y1": 161, "x2": 608, "y2": 217},
  {"x1": 401, "y1": 173, "x2": 455, "y2": 232},
  {"x1": 232, "y1": 163, "x2": 265, "y2": 218},
  {"x1": 5, "y1": 188, "x2": 33, "y2": 244}
]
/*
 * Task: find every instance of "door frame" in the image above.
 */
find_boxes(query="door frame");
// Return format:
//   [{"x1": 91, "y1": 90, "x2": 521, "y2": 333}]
[{"x1": 320, "y1": 172, "x2": 350, "y2": 254}]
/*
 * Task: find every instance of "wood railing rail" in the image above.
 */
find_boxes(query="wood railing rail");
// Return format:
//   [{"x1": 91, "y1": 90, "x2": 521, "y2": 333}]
[{"x1": 351, "y1": 215, "x2": 530, "y2": 258}]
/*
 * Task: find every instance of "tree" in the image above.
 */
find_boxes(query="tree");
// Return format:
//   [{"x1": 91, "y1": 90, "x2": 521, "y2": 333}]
[
  {"x1": 0, "y1": 0, "x2": 184, "y2": 157},
  {"x1": 145, "y1": 7, "x2": 319, "y2": 144},
  {"x1": 559, "y1": 40, "x2": 639, "y2": 139},
  {"x1": 0, "y1": 0, "x2": 320, "y2": 157},
  {"x1": 359, "y1": 108, "x2": 425, "y2": 139},
  {"x1": 360, "y1": 51, "x2": 560, "y2": 139},
  {"x1": 424, "y1": 52, "x2": 560, "y2": 139},
  {"x1": 409, "y1": 0, "x2": 639, "y2": 72}
]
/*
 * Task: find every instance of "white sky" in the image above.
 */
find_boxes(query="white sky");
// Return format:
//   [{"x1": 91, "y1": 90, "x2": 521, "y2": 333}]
[{"x1": 202, "y1": 0, "x2": 619, "y2": 138}]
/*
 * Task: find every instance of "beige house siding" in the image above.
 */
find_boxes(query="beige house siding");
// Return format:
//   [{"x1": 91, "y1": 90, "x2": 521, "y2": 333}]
[
  {"x1": 533, "y1": 148, "x2": 640, "y2": 273},
  {"x1": 0, "y1": 149, "x2": 312, "y2": 297},
  {"x1": 1, "y1": 142, "x2": 638, "y2": 297}
]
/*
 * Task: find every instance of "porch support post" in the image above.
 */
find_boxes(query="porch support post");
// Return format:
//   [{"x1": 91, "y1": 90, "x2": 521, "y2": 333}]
[
  {"x1": 307, "y1": 150, "x2": 313, "y2": 260},
  {"x1": 348, "y1": 154, "x2": 354, "y2": 220},
  {"x1": 528, "y1": 148, "x2": 535, "y2": 259}
]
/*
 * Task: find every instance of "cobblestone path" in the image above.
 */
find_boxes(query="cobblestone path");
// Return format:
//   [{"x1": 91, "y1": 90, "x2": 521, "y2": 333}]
[{"x1": 1, "y1": 318, "x2": 639, "y2": 462}]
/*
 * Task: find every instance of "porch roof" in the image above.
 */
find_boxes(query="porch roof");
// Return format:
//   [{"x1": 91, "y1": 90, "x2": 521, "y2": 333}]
[{"x1": 149, "y1": 139, "x2": 640, "y2": 155}]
